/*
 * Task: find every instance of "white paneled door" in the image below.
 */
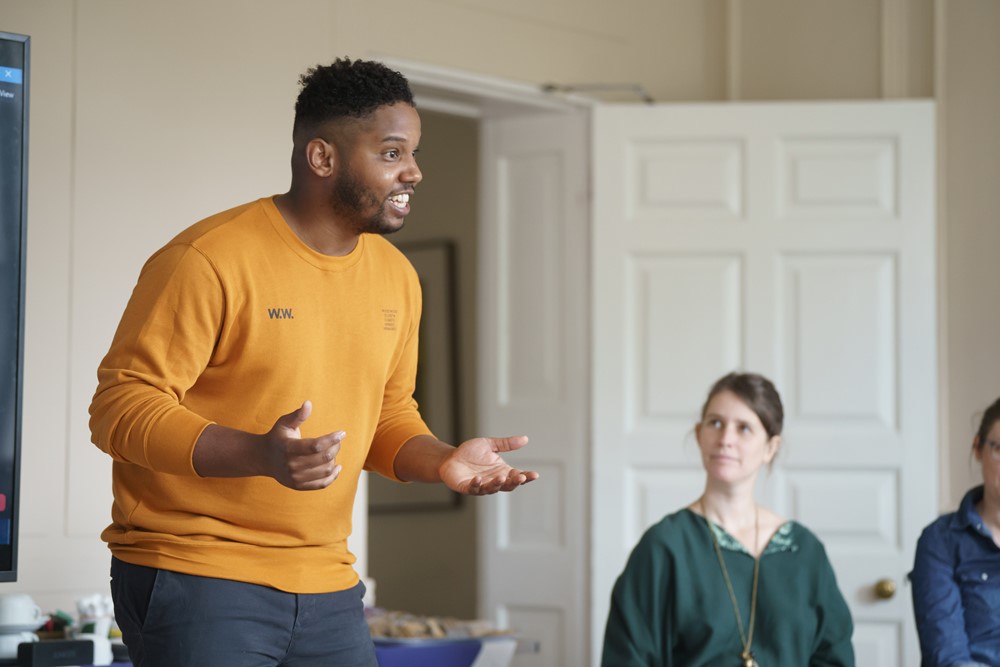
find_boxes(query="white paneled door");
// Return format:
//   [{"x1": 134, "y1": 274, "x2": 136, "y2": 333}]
[
  {"x1": 477, "y1": 111, "x2": 590, "y2": 667},
  {"x1": 591, "y1": 102, "x2": 936, "y2": 667}
]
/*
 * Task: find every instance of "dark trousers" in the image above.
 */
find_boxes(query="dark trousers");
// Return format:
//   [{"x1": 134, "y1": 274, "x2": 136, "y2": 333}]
[{"x1": 110, "y1": 557, "x2": 377, "y2": 667}]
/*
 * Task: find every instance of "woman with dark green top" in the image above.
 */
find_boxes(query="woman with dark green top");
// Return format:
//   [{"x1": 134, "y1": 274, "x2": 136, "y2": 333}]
[{"x1": 601, "y1": 372, "x2": 855, "y2": 667}]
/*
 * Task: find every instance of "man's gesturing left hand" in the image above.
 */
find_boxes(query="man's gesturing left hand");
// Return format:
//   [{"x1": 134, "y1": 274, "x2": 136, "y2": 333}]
[{"x1": 439, "y1": 436, "x2": 539, "y2": 495}]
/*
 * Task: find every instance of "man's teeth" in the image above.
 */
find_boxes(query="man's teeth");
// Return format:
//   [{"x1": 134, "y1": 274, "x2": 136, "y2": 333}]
[{"x1": 389, "y1": 193, "x2": 410, "y2": 205}]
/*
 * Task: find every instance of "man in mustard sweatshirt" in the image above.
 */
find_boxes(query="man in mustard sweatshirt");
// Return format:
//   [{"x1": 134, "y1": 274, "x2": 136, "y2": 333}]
[{"x1": 89, "y1": 58, "x2": 538, "y2": 667}]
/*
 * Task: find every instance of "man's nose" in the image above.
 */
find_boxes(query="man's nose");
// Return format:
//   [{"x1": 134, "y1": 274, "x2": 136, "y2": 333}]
[{"x1": 402, "y1": 157, "x2": 422, "y2": 185}]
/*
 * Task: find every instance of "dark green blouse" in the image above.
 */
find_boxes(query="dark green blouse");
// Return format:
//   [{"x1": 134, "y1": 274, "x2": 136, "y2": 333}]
[{"x1": 601, "y1": 509, "x2": 855, "y2": 667}]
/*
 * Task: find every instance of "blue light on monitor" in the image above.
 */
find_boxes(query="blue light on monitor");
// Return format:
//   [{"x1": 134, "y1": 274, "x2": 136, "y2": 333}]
[{"x1": 0, "y1": 67, "x2": 22, "y2": 85}]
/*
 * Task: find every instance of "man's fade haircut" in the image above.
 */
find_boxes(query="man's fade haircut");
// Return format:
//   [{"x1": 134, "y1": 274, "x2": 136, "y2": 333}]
[{"x1": 293, "y1": 58, "x2": 414, "y2": 136}]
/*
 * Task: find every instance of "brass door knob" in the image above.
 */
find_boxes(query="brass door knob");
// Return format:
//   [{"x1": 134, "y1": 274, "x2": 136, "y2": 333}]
[{"x1": 874, "y1": 578, "x2": 896, "y2": 599}]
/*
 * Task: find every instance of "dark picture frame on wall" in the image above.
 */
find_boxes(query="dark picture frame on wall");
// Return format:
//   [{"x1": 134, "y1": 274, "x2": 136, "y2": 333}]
[{"x1": 368, "y1": 240, "x2": 462, "y2": 513}]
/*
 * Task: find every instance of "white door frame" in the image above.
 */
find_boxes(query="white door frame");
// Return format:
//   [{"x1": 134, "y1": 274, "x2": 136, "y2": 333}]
[{"x1": 377, "y1": 57, "x2": 595, "y2": 119}]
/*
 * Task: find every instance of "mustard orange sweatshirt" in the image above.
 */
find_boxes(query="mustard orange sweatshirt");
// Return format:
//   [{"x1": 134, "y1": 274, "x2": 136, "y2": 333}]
[{"x1": 89, "y1": 197, "x2": 432, "y2": 593}]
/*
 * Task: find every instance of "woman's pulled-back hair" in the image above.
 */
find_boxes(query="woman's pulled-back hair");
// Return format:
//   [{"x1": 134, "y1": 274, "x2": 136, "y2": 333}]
[
  {"x1": 293, "y1": 58, "x2": 414, "y2": 135},
  {"x1": 701, "y1": 372, "x2": 784, "y2": 439},
  {"x1": 974, "y1": 396, "x2": 1000, "y2": 448}
]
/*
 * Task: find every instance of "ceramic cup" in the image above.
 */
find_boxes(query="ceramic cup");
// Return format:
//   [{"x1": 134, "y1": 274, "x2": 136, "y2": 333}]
[
  {"x1": 0, "y1": 594, "x2": 42, "y2": 627},
  {"x1": 0, "y1": 631, "x2": 37, "y2": 659}
]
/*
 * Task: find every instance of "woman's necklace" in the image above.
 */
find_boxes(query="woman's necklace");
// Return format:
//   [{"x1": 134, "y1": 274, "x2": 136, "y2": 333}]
[{"x1": 700, "y1": 500, "x2": 761, "y2": 667}]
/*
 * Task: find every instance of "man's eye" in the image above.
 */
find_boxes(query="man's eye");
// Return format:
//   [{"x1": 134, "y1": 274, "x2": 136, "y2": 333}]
[{"x1": 386, "y1": 149, "x2": 400, "y2": 159}]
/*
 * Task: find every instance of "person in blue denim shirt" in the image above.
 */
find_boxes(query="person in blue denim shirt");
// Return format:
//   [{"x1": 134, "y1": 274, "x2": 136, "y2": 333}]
[{"x1": 910, "y1": 396, "x2": 1000, "y2": 667}]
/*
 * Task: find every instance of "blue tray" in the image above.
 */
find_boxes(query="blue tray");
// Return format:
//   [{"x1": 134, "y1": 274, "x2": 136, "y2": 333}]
[{"x1": 374, "y1": 636, "x2": 515, "y2": 667}]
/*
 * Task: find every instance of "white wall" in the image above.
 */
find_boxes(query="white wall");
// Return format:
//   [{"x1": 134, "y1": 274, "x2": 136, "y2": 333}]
[
  {"x1": 939, "y1": 1, "x2": 1000, "y2": 512},
  {"x1": 1, "y1": 0, "x2": 998, "y2": 620}
]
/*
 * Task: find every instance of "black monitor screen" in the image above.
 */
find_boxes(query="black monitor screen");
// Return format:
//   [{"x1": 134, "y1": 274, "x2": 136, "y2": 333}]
[{"x1": 0, "y1": 30, "x2": 29, "y2": 582}]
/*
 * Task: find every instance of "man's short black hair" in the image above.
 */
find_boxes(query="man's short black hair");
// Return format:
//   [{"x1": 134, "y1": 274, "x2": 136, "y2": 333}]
[{"x1": 293, "y1": 58, "x2": 414, "y2": 135}]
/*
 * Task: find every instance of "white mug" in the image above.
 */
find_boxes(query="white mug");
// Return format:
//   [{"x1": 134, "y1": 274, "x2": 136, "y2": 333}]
[
  {"x1": 0, "y1": 631, "x2": 38, "y2": 659},
  {"x1": 0, "y1": 594, "x2": 42, "y2": 627}
]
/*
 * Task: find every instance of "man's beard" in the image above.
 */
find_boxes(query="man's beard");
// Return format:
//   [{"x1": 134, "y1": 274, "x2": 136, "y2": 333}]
[{"x1": 331, "y1": 172, "x2": 404, "y2": 236}]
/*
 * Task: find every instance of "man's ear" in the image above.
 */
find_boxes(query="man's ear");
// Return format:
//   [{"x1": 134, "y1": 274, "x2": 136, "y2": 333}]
[{"x1": 305, "y1": 138, "x2": 336, "y2": 177}]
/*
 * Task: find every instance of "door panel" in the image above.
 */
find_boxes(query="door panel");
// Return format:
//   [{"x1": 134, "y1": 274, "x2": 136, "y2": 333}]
[
  {"x1": 592, "y1": 101, "x2": 936, "y2": 667},
  {"x1": 478, "y1": 111, "x2": 589, "y2": 667}
]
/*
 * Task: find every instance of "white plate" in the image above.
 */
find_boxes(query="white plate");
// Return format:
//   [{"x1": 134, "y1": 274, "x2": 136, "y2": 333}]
[{"x1": 0, "y1": 623, "x2": 41, "y2": 633}]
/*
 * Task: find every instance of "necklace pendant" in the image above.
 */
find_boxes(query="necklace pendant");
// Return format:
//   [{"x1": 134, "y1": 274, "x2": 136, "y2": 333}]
[{"x1": 741, "y1": 652, "x2": 758, "y2": 667}]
